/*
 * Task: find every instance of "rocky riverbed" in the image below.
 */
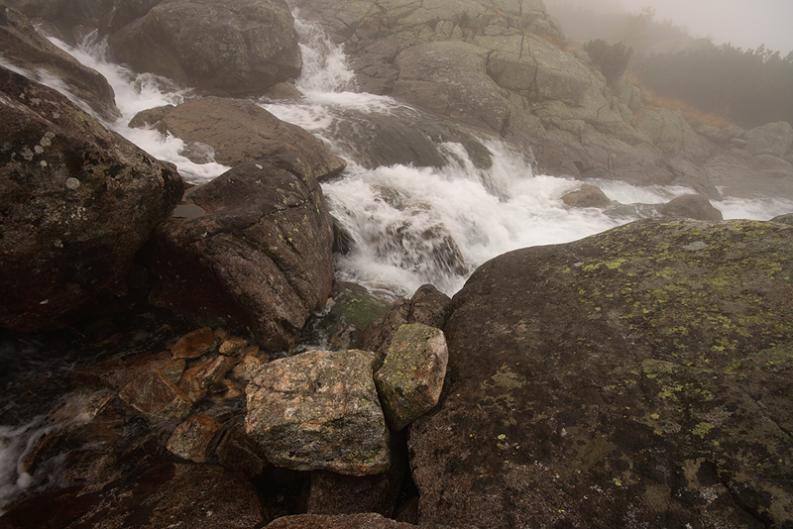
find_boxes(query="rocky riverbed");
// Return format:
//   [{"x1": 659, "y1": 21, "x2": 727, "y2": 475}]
[{"x1": 1, "y1": 1, "x2": 793, "y2": 528}]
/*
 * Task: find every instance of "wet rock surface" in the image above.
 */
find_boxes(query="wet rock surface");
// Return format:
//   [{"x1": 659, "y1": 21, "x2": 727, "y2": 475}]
[
  {"x1": 411, "y1": 219, "x2": 793, "y2": 529},
  {"x1": 657, "y1": 193, "x2": 724, "y2": 222},
  {"x1": 148, "y1": 159, "x2": 334, "y2": 351},
  {"x1": 0, "y1": 66, "x2": 182, "y2": 332},
  {"x1": 2, "y1": 463, "x2": 265, "y2": 529},
  {"x1": 305, "y1": 282, "x2": 392, "y2": 351},
  {"x1": 375, "y1": 324, "x2": 448, "y2": 431},
  {"x1": 109, "y1": 0, "x2": 301, "y2": 95},
  {"x1": 129, "y1": 97, "x2": 346, "y2": 178},
  {"x1": 562, "y1": 184, "x2": 613, "y2": 209},
  {"x1": 361, "y1": 285, "x2": 452, "y2": 354},
  {"x1": 245, "y1": 349, "x2": 390, "y2": 476},
  {"x1": 0, "y1": 5, "x2": 119, "y2": 120},
  {"x1": 291, "y1": 0, "x2": 793, "y2": 197}
]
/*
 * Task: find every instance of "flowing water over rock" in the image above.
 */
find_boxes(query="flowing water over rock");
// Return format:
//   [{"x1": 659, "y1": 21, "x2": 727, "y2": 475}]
[
  {"x1": 264, "y1": 14, "x2": 793, "y2": 296},
  {"x1": 1, "y1": 9, "x2": 793, "y2": 515},
  {"x1": 24, "y1": 12, "x2": 792, "y2": 298}
]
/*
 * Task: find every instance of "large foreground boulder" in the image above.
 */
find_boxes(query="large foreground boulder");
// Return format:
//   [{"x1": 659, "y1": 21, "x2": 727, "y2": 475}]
[
  {"x1": 0, "y1": 66, "x2": 183, "y2": 332},
  {"x1": 245, "y1": 350, "x2": 390, "y2": 476},
  {"x1": 149, "y1": 158, "x2": 334, "y2": 350},
  {"x1": 0, "y1": 5, "x2": 119, "y2": 120},
  {"x1": 129, "y1": 97, "x2": 346, "y2": 178},
  {"x1": 411, "y1": 219, "x2": 793, "y2": 528},
  {"x1": 109, "y1": 0, "x2": 301, "y2": 95}
]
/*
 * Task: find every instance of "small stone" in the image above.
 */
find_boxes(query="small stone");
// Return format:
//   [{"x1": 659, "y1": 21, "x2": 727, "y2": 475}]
[
  {"x1": 219, "y1": 336, "x2": 249, "y2": 356},
  {"x1": 375, "y1": 324, "x2": 449, "y2": 431},
  {"x1": 232, "y1": 346, "x2": 268, "y2": 384},
  {"x1": 220, "y1": 378, "x2": 243, "y2": 400},
  {"x1": 658, "y1": 194, "x2": 723, "y2": 222},
  {"x1": 245, "y1": 350, "x2": 390, "y2": 476},
  {"x1": 171, "y1": 327, "x2": 216, "y2": 359},
  {"x1": 561, "y1": 184, "x2": 612, "y2": 209},
  {"x1": 180, "y1": 354, "x2": 237, "y2": 402},
  {"x1": 166, "y1": 414, "x2": 222, "y2": 463}
]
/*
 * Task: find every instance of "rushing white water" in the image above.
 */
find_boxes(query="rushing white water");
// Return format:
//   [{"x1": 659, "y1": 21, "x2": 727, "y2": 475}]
[
  {"x1": 0, "y1": 418, "x2": 50, "y2": 515},
  {"x1": 264, "y1": 14, "x2": 793, "y2": 296},
  {"x1": 48, "y1": 35, "x2": 229, "y2": 182},
  {"x1": 13, "y1": 15, "x2": 793, "y2": 296}
]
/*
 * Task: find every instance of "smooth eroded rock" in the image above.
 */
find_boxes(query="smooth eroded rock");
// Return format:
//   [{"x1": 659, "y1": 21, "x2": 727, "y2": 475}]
[
  {"x1": 658, "y1": 193, "x2": 723, "y2": 221},
  {"x1": 129, "y1": 97, "x2": 345, "y2": 179},
  {"x1": 561, "y1": 184, "x2": 612, "y2": 209},
  {"x1": 109, "y1": 0, "x2": 301, "y2": 95},
  {"x1": 245, "y1": 350, "x2": 390, "y2": 476},
  {"x1": 744, "y1": 121, "x2": 793, "y2": 157}
]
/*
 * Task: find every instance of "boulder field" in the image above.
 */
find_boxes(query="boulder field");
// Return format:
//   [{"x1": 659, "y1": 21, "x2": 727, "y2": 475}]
[{"x1": 1, "y1": 0, "x2": 793, "y2": 527}]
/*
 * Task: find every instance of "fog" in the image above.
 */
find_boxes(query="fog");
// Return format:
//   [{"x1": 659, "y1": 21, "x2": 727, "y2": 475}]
[{"x1": 548, "y1": 0, "x2": 793, "y2": 53}]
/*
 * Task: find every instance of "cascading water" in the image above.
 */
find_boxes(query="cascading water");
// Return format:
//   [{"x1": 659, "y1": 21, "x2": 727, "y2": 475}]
[
  {"x1": 265, "y1": 14, "x2": 793, "y2": 296},
  {"x1": 31, "y1": 13, "x2": 791, "y2": 297}
]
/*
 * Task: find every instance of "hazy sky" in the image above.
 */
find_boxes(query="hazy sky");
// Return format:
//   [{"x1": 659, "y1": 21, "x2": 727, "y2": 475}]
[{"x1": 618, "y1": 0, "x2": 793, "y2": 53}]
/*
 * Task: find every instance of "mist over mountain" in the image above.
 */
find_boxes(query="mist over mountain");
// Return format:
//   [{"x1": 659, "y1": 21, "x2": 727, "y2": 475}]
[{"x1": 547, "y1": 0, "x2": 793, "y2": 54}]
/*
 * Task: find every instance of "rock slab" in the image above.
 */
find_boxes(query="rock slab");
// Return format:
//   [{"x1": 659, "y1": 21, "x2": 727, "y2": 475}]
[{"x1": 411, "y1": 219, "x2": 793, "y2": 529}]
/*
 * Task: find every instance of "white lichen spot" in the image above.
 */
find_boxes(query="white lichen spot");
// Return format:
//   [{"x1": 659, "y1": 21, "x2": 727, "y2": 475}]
[
  {"x1": 39, "y1": 132, "x2": 54, "y2": 148},
  {"x1": 65, "y1": 177, "x2": 81, "y2": 190}
]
